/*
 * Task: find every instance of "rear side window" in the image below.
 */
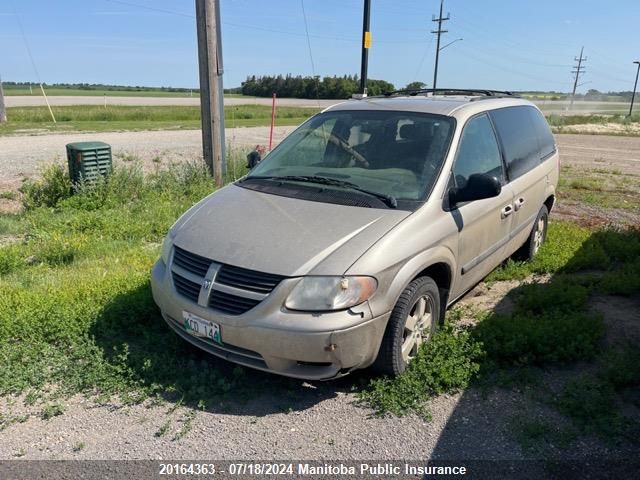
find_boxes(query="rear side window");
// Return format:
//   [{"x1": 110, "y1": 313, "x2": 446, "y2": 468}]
[
  {"x1": 527, "y1": 107, "x2": 556, "y2": 159},
  {"x1": 489, "y1": 106, "x2": 540, "y2": 180}
]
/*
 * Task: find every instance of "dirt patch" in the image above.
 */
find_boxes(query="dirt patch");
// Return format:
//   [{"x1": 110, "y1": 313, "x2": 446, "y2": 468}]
[
  {"x1": 552, "y1": 200, "x2": 640, "y2": 228},
  {"x1": 589, "y1": 295, "x2": 640, "y2": 347},
  {"x1": 0, "y1": 199, "x2": 22, "y2": 215}
]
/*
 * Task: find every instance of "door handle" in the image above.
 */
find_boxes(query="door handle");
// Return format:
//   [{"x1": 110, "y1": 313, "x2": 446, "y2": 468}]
[
  {"x1": 501, "y1": 204, "x2": 513, "y2": 218},
  {"x1": 514, "y1": 197, "x2": 525, "y2": 211}
]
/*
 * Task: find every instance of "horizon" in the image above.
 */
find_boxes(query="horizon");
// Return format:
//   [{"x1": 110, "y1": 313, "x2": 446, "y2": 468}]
[{"x1": 1, "y1": 0, "x2": 639, "y2": 93}]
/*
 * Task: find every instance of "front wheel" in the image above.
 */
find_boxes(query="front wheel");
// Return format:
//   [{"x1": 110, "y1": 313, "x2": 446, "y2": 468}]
[
  {"x1": 515, "y1": 205, "x2": 549, "y2": 261},
  {"x1": 373, "y1": 276, "x2": 440, "y2": 376}
]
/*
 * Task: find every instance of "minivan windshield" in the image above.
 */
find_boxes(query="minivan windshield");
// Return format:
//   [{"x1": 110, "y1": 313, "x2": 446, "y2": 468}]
[{"x1": 242, "y1": 110, "x2": 455, "y2": 207}]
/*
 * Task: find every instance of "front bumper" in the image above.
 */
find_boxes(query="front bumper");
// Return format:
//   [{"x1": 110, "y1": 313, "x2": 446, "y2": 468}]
[{"x1": 150, "y1": 259, "x2": 389, "y2": 380}]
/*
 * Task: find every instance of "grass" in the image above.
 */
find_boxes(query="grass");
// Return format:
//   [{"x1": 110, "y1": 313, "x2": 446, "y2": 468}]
[
  {"x1": 357, "y1": 220, "x2": 640, "y2": 445},
  {"x1": 5, "y1": 87, "x2": 214, "y2": 97},
  {"x1": 0, "y1": 160, "x2": 307, "y2": 414},
  {"x1": 546, "y1": 114, "x2": 640, "y2": 127},
  {"x1": 1, "y1": 157, "x2": 638, "y2": 450},
  {"x1": 0, "y1": 105, "x2": 320, "y2": 135},
  {"x1": 557, "y1": 165, "x2": 640, "y2": 210}
]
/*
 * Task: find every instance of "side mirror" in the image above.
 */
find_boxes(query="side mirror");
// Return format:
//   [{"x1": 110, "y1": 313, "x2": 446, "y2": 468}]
[{"x1": 449, "y1": 173, "x2": 501, "y2": 206}]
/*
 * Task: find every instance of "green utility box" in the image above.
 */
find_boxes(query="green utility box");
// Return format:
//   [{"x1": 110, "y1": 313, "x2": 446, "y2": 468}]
[{"x1": 66, "y1": 141, "x2": 112, "y2": 184}]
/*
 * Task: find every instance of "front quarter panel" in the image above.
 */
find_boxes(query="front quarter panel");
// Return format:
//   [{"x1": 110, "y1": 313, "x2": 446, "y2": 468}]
[{"x1": 346, "y1": 203, "x2": 459, "y2": 318}]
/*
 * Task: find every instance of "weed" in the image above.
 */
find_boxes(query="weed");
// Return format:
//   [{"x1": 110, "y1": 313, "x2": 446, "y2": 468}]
[
  {"x1": 599, "y1": 346, "x2": 640, "y2": 390},
  {"x1": 358, "y1": 323, "x2": 483, "y2": 416},
  {"x1": 41, "y1": 403, "x2": 65, "y2": 420},
  {"x1": 510, "y1": 416, "x2": 576, "y2": 450},
  {"x1": 20, "y1": 164, "x2": 72, "y2": 209},
  {"x1": 72, "y1": 442, "x2": 85, "y2": 452},
  {"x1": 115, "y1": 152, "x2": 138, "y2": 163},
  {"x1": 0, "y1": 191, "x2": 17, "y2": 200},
  {"x1": 155, "y1": 419, "x2": 171, "y2": 437},
  {"x1": 174, "y1": 410, "x2": 196, "y2": 441},
  {"x1": 475, "y1": 310, "x2": 603, "y2": 366}
]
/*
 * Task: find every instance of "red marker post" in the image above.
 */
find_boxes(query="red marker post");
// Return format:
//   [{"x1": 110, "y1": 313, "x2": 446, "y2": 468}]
[{"x1": 269, "y1": 92, "x2": 276, "y2": 150}]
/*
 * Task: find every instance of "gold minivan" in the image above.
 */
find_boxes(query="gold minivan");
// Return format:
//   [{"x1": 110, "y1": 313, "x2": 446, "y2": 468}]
[{"x1": 151, "y1": 89, "x2": 559, "y2": 379}]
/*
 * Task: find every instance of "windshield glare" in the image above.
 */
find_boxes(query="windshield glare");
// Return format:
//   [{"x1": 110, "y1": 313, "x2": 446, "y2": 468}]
[{"x1": 247, "y1": 110, "x2": 455, "y2": 202}]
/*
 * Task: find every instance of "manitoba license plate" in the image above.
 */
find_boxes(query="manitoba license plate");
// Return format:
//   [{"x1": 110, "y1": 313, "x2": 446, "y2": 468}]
[{"x1": 182, "y1": 311, "x2": 221, "y2": 344}]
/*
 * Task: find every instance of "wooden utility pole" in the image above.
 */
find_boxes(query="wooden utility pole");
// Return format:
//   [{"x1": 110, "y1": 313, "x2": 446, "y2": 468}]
[
  {"x1": 359, "y1": 0, "x2": 371, "y2": 96},
  {"x1": 196, "y1": 0, "x2": 225, "y2": 186},
  {"x1": 0, "y1": 76, "x2": 6, "y2": 123},
  {"x1": 431, "y1": 0, "x2": 450, "y2": 90},
  {"x1": 569, "y1": 47, "x2": 587, "y2": 111}
]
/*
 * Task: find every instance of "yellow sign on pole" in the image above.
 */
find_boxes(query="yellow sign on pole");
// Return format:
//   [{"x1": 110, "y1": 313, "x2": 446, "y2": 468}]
[{"x1": 364, "y1": 31, "x2": 371, "y2": 49}]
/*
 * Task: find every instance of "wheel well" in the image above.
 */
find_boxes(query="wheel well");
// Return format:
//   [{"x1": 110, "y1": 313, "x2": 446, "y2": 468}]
[
  {"x1": 413, "y1": 262, "x2": 452, "y2": 301},
  {"x1": 544, "y1": 195, "x2": 555, "y2": 213},
  {"x1": 413, "y1": 263, "x2": 452, "y2": 323}
]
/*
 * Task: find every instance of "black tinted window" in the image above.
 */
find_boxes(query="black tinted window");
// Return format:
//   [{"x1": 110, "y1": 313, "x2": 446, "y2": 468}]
[
  {"x1": 453, "y1": 114, "x2": 503, "y2": 188},
  {"x1": 490, "y1": 106, "x2": 540, "y2": 180},
  {"x1": 527, "y1": 107, "x2": 556, "y2": 159}
]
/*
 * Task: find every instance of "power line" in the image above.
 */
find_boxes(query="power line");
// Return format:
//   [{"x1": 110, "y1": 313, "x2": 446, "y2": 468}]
[
  {"x1": 300, "y1": 0, "x2": 321, "y2": 107},
  {"x1": 104, "y1": 0, "x2": 193, "y2": 18},
  {"x1": 413, "y1": 35, "x2": 435, "y2": 83},
  {"x1": 431, "y1": 0, "x2": 449, "y2": 90}
]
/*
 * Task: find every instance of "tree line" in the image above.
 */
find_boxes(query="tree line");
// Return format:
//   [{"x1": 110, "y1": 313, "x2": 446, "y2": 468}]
[{"x1": 239, "y1": 74, "x2": 396, "y2": 99}]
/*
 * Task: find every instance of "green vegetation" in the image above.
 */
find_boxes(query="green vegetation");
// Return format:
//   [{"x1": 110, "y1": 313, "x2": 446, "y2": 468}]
[
  {"x1": 0, "y1": 105, "x2": 321, "y2": 135},
  {"x1": 0, "y1": 161, "x2": 304, "y2": 412},
  {"x1": 358, "y1": 322, "x2": 484, "y2": 417},
  {"x1": 3, "y1": 82, "x2": 197, "y2": 97},
  {"x1": 557, "y1": 165, "x2": 640, "y2": 210},
  {"x1": 241, "y1": 74, "x2": 395, "y2": 98},
  {"x1": 357, "y1": 221, "x2": 640, "y2": 445},
  {"x1": 1, "y1": 156, "x2": 638, "y2": 450},
  {"x1": 547, "y1": 114, "x2": 640, "y2": 127}
]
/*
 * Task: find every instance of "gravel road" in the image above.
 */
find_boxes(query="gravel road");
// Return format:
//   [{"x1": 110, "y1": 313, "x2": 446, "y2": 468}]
[
  {"x1": 1, "y1": 129, "x2": 638, "y2": 189},
  {"x1": 0, "y1": 127, "x2": 294, "y2": 192}
]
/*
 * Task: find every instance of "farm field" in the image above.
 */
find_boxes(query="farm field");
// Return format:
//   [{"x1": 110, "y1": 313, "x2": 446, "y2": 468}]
[
  {"x1": 0, "y1": 105, "x2": 320, "y2": 136},
  {"x1": 4, "y1": 95, "x2": 338, "y2": 109},
  {"x1": 5, "y1": 94, "x2": 633, "y2": 116}
]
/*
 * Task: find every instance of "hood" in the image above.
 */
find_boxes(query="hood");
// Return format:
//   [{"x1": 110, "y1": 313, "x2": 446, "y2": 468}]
[{"x1": 172, "y1": 184, "x2": 411, "y2": 276}]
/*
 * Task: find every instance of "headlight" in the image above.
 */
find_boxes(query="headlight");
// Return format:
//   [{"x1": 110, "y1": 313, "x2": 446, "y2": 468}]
[
  {"x1": 285, "y1": 276, "x2": 377, "y2": 311},
  {"x1": 160, "y1": 231, "x2": 176, "y2": 265}
]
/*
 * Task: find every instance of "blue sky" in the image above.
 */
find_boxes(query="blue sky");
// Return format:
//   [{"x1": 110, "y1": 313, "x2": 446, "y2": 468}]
[{"x1": 1, "y1": 0, "x2": 638, "y2": 92}]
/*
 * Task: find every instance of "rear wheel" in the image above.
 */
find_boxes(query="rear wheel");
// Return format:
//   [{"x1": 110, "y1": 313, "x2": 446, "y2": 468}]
[
  {"x1": 514, "y1": 205, "x2": 548, "y2": 261},
  {"x1": 373, "y1": 276, "x2": 440, "y2": 376}
]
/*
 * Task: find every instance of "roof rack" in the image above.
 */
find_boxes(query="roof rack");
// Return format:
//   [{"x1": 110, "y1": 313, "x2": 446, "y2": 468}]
[{"x1": 375, "y1": 88, "x2": 519, "y2": 100}]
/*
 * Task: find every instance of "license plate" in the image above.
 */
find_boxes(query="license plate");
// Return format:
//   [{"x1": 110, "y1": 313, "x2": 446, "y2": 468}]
[{"x1": 182, "y1": 311, "x2": 221, "y2": 344}]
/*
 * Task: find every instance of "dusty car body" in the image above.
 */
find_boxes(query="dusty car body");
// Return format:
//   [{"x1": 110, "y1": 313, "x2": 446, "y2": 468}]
[{"x1": 151, "y1": 90, "x2": 559, "y2": 379}]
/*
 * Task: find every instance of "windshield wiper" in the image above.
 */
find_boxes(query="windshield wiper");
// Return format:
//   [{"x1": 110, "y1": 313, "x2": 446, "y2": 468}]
[{"x1": 241, "y1": 175, "x2": 397, "y2": 208}]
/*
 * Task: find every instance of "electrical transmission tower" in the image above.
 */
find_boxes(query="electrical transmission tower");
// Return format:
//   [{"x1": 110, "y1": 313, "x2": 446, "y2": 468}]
[
  {"x1": 569, "y1": 46, "x2": 587, "y2": 110},
  {"x1": 431, "y1": 0, "x2": 450, "y2": 90}
]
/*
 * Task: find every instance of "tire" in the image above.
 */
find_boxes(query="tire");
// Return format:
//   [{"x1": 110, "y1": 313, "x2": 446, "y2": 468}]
[
  {"x1": 373, "y1": 276, "x2": 440, "y2": 376},
  {"x1": 514, "y1": 205, "x2": 549, "y2": 261}
]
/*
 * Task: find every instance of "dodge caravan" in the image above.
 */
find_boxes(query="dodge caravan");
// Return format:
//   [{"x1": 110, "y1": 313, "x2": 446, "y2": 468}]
[{"x1": 150, "y1": 89, "x2": 559, "y2": 379}]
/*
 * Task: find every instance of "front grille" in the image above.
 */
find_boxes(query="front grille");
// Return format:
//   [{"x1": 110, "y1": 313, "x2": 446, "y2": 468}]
[
  {"x1": 173, "y1": 245, "x2": 211, "y2": 277},
  {"x1": 172, "y1": 272, "x2": 200, "y2": 303},
  {"x1": 209, "y1": 291, "x2": 261, "y2": 315},
  {"x1": 170, "y1": 246, "x2": 286, "y2": 315},
  {"x1": 216, "y1": 264, "x2": 285, "y2": 294}
]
